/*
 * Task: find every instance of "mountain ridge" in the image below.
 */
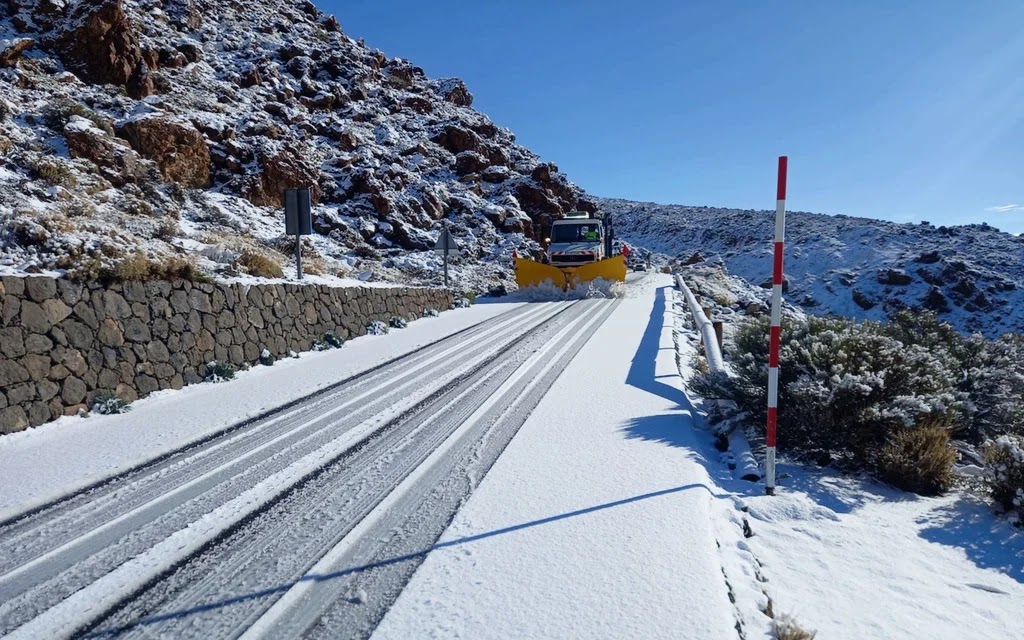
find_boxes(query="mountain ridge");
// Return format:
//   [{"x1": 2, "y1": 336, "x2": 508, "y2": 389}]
[
  {"x1": 604, "y1": 196, "x2": 1024, "y2": 338},
  {"x1": 1, "y1": 0, "x2": 594, "y2": 291}
]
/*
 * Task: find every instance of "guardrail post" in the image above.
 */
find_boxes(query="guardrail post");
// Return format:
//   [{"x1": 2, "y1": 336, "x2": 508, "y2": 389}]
[{"x1": 713, "y1": 320, "x2": 724, "y2": 351}]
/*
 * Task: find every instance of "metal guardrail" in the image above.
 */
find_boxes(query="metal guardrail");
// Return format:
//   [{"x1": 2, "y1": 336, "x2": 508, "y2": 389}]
[{"x1": 675, "y1": 275, "x2": 761, "y2": 482}]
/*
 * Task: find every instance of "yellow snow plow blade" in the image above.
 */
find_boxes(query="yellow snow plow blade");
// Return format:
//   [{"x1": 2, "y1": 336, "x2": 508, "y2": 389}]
[{"x1": 514, "y1": 255, "x2": 627, "y2": 291}]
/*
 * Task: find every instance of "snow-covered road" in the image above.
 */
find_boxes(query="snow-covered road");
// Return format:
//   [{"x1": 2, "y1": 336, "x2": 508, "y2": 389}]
[
  {"x1": 0, "y1": 274, "x2": 763, "y2": 639},
  {"x1": 373, "y1": 274, "x2": 743, "y2": 639},
  {"x1": 0, "y1": 293, "x2": 653, "y2": 639}
]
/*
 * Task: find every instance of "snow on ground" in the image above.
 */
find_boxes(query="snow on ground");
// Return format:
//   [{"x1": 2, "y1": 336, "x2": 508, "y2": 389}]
[
  {"x1": 374, "y1": 274, "x2": 771, "y2": 639},
  {"x1": 741, "y1": 470, "x2": 1024, "y2": 640},
  {"x1": 670, "y1": 277, "x2": 1024, "y2": 640},
  {"x1": 0, "y1": 303, "x2": 519, "y2": 522}
]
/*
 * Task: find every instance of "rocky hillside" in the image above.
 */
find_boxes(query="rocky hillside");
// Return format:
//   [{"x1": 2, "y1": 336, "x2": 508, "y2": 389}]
[
  {"x1": 604, "y1": 198, "x2": 1024, "y2": 338},
  {"x1": 0, "y1": 0, "x2": 599, "y2": 291}
]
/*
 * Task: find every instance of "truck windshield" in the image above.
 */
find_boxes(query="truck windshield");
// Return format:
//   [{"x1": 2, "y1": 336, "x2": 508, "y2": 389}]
[{"x1": 551, "y1": 224, "x2": 601, "y2": 243}]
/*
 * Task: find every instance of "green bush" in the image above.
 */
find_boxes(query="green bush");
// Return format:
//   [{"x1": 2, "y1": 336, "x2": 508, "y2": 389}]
[
  {"x1": 984, "y1": 435, "x2": 1024, "y2": 524},
  {"x1": 964, "y1": 334, "x2": 1024, "y2": 442},
  {"x1": 311, "y1": 332, "x2": 345, "y2": 351},
  {"x1": 44, "y1": 98, "x2": 114, "y2": 135},
  {"x1": 389, "y1": 316, "x2": 408, "y2": 329},
  {"x1": 259, "y1": 349, "x2": 276, "y2": 366},
  {"x1": 366, "y1": 320, "x2": 389, "y2": 336},
  {"x1": 90, "y1": 392, "x2": 131, "y2": 415},
  {"x1": 688, "y1": 315, "x2": 961, "y2": 487},
  {"x1": 32, "y1": 156, "x2": 78, "y2": 187},
  {"x1": 877, "y1": 419, "x2": 957, "y2": 495},
  {"x1": 205, "y1": 361, "x2": 236, "y2": 382}
]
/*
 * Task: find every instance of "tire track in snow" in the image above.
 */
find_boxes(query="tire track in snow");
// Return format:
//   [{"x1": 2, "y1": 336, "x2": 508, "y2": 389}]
[{"x1": 0, "y1": 302, "x2": 579, "y2": 638}]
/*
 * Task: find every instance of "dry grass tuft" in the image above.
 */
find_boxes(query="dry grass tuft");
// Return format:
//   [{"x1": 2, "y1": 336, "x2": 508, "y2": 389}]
[
  {"x1": 101, "y1": 252, "x2": 210, "y2": 283},
  {"x1": 773, "y1": 615, "x2": 816, "y2": 640},
  {"x1": 877, "y1": 417, "x2": 957, "y2": 495},
  {"x1": 238, "y1": 251, "x2": 284, "y2": 278}
]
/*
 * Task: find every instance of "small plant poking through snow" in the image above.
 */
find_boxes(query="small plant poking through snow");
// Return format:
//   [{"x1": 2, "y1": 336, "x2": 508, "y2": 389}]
[
  {"x1": 423, "y1": 308, "x2": 440, "y2": 318},
  {"x1": 454, "y1": 297, "x2": 472, "y2": 308},
  {"x1": 983, "y1": 435, "x2": 1024, "y2": 525},
  {"x1": 367, "y1": 320, "x2": 389, "y2": 335},
  {"x1": 288, "y1": 350, "x2": 299, "y2": 358},
  {"x1": 90, "y1": 392, "x2": 131, "y2": 415},
  {"x1": 259, "y1": 349, "x2": 275, "y2": 366},
  {"x1": 773, "y1": 614, "x2": 817, "y2": 640},
  {"x1": 205, "y1": 361, "x2": 236, "y2": 383},
  {"x1": 312, "y1": 333, "x2": 345, "y2": 351},
  {"x1": 389, "y1": 316, "x2": 408, "y2": 329}
]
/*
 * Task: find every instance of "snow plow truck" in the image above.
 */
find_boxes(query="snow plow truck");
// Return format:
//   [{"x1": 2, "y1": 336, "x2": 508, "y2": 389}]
[{"x1": 514, "y1": 211, "x2": 627, "y2": 290}]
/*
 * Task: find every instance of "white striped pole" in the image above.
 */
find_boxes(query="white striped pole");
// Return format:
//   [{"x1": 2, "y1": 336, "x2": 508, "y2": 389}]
[{"x1": 766, "y1": 155, "x2": 787, "y2": 496}]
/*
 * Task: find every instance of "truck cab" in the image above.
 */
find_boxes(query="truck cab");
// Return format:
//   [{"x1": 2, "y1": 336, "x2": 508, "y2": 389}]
[{"x1": 546, "y1": 212, "x2": 608, "y2": 267}]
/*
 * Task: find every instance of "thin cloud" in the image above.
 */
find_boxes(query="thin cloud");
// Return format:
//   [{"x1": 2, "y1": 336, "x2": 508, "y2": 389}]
[{"x1": 985, "y1": 204, "x2": 1024, "y2": 213}]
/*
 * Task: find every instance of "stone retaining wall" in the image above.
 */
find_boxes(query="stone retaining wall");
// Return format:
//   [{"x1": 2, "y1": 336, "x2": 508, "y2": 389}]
[{"x1": 0, "y1": 276, "x2": 452, "y2": 433}]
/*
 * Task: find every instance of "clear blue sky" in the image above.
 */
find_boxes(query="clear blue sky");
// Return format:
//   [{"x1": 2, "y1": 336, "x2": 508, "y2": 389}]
[{"x1": 324, "y1": 1, "x2": 1024, "y2": 235}]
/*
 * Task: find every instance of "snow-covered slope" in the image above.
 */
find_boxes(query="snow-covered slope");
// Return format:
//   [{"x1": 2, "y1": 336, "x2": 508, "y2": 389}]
[
  {"x1": 0, "y1": 0, "x2": 597, "y2": 291},
  {"x1": 604, "y1": 198, "x2": 1024, "y2": 337}
]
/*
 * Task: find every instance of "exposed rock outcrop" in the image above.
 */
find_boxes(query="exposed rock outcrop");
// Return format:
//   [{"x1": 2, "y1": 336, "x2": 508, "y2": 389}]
[
  {"x1": 117, "y1": 116, "x2": 210, "y2": 188},
  {"x1": 57, "y1": 0, "x2": 154, "y2": 98}
]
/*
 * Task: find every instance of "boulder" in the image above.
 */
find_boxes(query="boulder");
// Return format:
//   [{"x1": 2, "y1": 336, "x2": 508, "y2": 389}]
[
  {"x1": 57, "y1": 0, "x2": 154, "y2": 98},
  {"x1": 0, "y1": 406, "x2": 29, "y2": 434},
  {"x1": 65, "y1": 117, "x2": 148, "y2": 186},
  {"x1": 432, "y1": 78, "x2": 473, "y2": 106},
  {"x1": 923, "y1": 286, "x2": 950, "y2": 313},
  {"x1": 432, "y1": 125, "x2": 479, "y2": 154},
  {"x1": 0, "y1": 38, "x2": 33, "y2": 68},
  {"x1": 117, "y1": 116, "x2": 210, "y2": 188},
  {"x1": 454, "y1": 151, "x2": 489, "y2": 176},
  {"x1": 852, "y1": 289, "x2": 877, "y2": 310},
  {"x1": 245, "y1": 148, "x2": 320, "y2": 207},
  {"x1": 878, "y1": 269, "x2": 913, "y2": 286}
]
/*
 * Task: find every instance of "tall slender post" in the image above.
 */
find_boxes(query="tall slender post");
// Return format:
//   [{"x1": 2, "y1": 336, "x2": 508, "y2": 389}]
[
  {"x1": 442, "y1": 220, "x2": 449, "y2": 288},
  {"x1": 766, "y1": 155, "x2": 787, "y2": 496},
  {"x1": 295, "y1": 234, "x2": 302, "y2": 280}
]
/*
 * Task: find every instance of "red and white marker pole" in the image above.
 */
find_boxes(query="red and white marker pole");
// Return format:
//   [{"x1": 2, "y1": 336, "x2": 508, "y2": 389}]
[{"x1": 766, "y1": 155, "x2": 787, "y2": 496}]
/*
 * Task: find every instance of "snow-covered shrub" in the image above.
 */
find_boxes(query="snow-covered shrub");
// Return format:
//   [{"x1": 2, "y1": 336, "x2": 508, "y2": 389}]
[
  {"x1": 311, "y1": 333, "x2": 345, "y2": 351},
  {"x1": 423, "y1": 308, "x2": 440, "y2": 318},
  {"x1": 964, "y1": 334, "x2": 1024, "y2": 442},
  {"x1": 692, "y1": 315, "x2": 961, "y2": 478},
  {"x1": 366, "y1": 320, "x2": 389, "y2": 335},
  {"x1": 454, "y1": 296, "x2": 472, "y2": 308},
  {"x1": 259, "y1": 349, "x2": 275, "y2": 366},
  {"x1": 389, "y1": 316, "x2": 408, "y2": 329},
  {"x1": 983, "y1": 435, "x2": 1024, "y2": 525},
  {"x1": 877, "y1": 419, "x2": 957, "y2": 495},
  {"x1": 205, "y1": 361, "x2": 236, "y2": 382},
  {"x1": 90, "y1": 392, "x2": 131, "y2": 415}
]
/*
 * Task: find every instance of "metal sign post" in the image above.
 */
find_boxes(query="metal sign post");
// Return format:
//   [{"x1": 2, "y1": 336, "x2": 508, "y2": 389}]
[
  {"x1": 433, "y1": 221, "x2": 458, "y2": 287},
  {"x1": 284, "y1": 188, "x2": 313, "y2": 280},
  {"x1": 766, "y1": 156, "x2": 788, "y2": 496}
]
